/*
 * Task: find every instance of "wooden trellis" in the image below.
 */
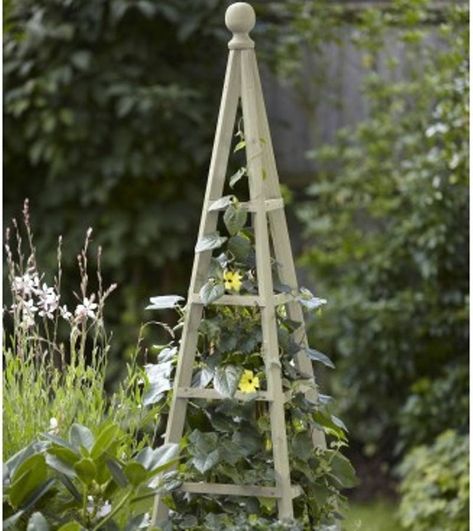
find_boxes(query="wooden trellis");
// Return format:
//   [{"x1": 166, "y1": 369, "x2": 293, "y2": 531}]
[{"x1": 152, "y1": 2, "x2": 326, "y2": 525}]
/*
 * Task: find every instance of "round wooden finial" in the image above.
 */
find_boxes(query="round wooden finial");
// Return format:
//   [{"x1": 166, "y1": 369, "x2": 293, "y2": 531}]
[{"x1": 225, "y1": 2, "x2": 256, "y2": 49}]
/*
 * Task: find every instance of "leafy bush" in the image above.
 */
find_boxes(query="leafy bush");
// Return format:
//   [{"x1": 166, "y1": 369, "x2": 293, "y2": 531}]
[
  {"x1": 272, "y1": 1, "x2": 468, "y2": 457},
  {"x1": 398, "y1": 430, "x2": 469, "y2": 531},
  {"x1": 397, "y1": 364, "x2": 468, "y2": 452},
  {"x1": 3, "y1": 421, "x2": 180, "y2": 530},
  {"x1": 4, "y1": 0, "x2": 229, "y2": 362}
]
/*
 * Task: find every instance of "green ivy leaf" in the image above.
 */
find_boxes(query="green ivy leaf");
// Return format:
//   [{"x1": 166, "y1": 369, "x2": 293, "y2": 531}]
[
  {"x1": 191, "y1": 366, "x2": 214, "y2": 388},
  {"x1": 191, "y1": 449, "x2": 220, "y2": 474},
  {"x1": 329, "y1": 453, "x2": 358, "y2": 488},
  {"x1": 214, "y1": 365, "x2": 241, "y2": 398},
  {"x1": 195, "y1": 232, "x2": 227, "y2": 253},
  {"x1": 208, "y1": 195, "x2": 236, "y2": 211},
  {"x1": 306, "y1": 348, "x2": 335, "y2": 369},
  {"x1": 223, "y1": 204, "x2": 247, "y2": 236},
  {"x1": 199, "y1": 279, "x2": 224, "y2": 305},
  {"x1": 228, "y1": 234, "x2": 251, "y2": 261}
]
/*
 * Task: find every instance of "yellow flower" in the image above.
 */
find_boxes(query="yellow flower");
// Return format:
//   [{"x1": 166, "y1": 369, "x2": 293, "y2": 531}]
[
  {"x1": 224, "y1": 270, "x2": 243, "y2": 292},
  {"x1": 239, "y1": 369, "x2": 260, "y2": 393}
]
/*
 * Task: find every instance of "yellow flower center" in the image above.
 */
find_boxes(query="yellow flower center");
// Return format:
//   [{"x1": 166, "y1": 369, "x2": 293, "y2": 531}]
[{"x1": 239, "y1": 369, "x2": 260, "y2": 393}]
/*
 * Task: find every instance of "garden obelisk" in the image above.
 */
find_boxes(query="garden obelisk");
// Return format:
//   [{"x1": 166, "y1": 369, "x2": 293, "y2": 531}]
[{"x1": 151, "y1": 3, "x2": 326, "y2": 526}]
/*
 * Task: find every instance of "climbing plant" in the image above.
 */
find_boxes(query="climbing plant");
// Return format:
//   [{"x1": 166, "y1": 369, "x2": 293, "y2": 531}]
[{"x1": 144, "y1": 122, "x2": 357, "y2": 529}]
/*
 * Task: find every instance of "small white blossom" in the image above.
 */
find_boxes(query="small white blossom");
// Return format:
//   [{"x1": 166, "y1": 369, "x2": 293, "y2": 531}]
[
  {"x1": 97, "y1": 500, "x2": 112, "y2": 518},
  {"x1": 49, "y1": 417, "x2": 59, "y2": 434},
  {"x1": 87, "y1": 495, "x2": 95, "y2": 514},
  {"x1": 36, "y1": 283, "x2": 59, "y2": 319},
  {"x1": 20, "y1": 299, "x2": 38, "y2": 329},
  {"x1": 74, "y1": 296, "x2": 98, "y2": 322},
  {"x1": 59, "y1": 305, "x2": 72, "y2": 321},
  {"x1": 12, "y1": 272, "x2": 39, "y2": 297}
]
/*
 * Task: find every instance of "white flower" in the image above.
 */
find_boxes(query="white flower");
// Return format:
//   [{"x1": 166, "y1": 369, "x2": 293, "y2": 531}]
[
  {"x1": 36, "y1": 283, "x2": 59, "y2": 319},
  {"x1": 49, "y1": 417, "x2": 58, "y2": 430},
  {"x1": 59, "y1": 305, "x2": 72, "y2": 321},
  {"x1": 87, "y1": 495, "x2": 95, "y2": 514},
  {"x1": 74, "y1": 296, "x2": 98, "y2": 322},
  {"x1": 12, "y1": 272, "x2": 39, "y2": 297},
  {"x1": 97, "y1": 500, "x2": 112, "y2": 518},
  {"x1": 20, "y1": 299, "x2": 38, "y2": 329}
]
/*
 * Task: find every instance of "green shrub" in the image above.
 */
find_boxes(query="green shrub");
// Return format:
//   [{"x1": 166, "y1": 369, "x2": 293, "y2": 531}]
[
  {"x1": 3, "y1": 421, "x2": 180, "y2": 529},
  {"x1": 272, "y1": 0, "x2": 468, "y2": 456},
  {"x1": 398, "y1": 430, "x2": 469, "y2": 531},
  {"x1": 398, "y1": 364, "x2": 468, "y2": 452},
  {"x1": 4, "y1": 0, "x2": 229, "y2": 364}
]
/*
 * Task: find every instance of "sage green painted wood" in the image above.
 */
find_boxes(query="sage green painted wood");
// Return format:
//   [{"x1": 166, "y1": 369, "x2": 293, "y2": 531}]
[
  {"x1": 208, "y1": 197, "x2": 284, "y2": 212},
  {"x1": 250, "y1": 51, "x2": 327, "y2": 449},
  {"x1": 241, "y1": 47, "x2": 294, "y2": 519},
  {"x1": 179, "y1": 481, "x2": 303, "y2": 498},
  {"x1": 176, "y1": 387, "x2": 270, "y2": 401},
  {"x1": 151, "y1": 49, "x2": 241, "y2": 524}
]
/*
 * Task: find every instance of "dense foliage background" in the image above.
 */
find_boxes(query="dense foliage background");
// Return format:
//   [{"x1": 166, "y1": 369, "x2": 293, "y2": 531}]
[{"x1": 4, "y1": 0, "x2": 469, "y2": 528}]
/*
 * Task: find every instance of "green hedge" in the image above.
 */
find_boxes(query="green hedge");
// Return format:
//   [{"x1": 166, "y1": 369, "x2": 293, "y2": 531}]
[{"x1": 398, "y1": 430, "x2": 469, "y2": 531}]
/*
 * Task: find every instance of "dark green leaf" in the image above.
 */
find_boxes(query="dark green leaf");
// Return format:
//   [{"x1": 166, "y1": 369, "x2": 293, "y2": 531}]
[
  {"x1": 8, "y1": 454, "x2": 48, "y2": 508},
  {"x1": 69, "y1": 424, "x2": 94, "y2": 452},
  {"x1": 214, "y1": 365, "x2": 241, "y2": 398},
  {"x1": 191, "y1": 366, "x2": 214, "y2": 388},
  {"x1": 330, "y1": 453, "x2": 358, "y2": 488},
  {"x1": 208, "y1": 195, "x2": 236, "y2": 211},
  {"x1": 148, "y1": 443, "x2": 180, "y2": 473},
  {"x1": 199, "y1": 280, "x2": 224, "y2": 305},
  {"x1": 195, "y1": 232, "x2": 227, "y2": 253},
  {"x1": 46, "y1": 453, "x2": 76, "y2": 478},
  {"x1": 124, "y1": 462, "x2": 148, "y2": 486},
  {"x1": 74, "y1": 458, "x2": 97, "y2": 485},
  {"x1": 90, "y1": 423, "x2": 122, "y2": 460},
  {"x1": 191, "y1": 449, "x2": 220, "y2": 474},
  {"x1": 227, "y1": 234, "x2": 251, "y2": 261},
  {"x1": 306, "y1": 348, "x2": 335, "y2": 369},
  {"x1": 105, "y1": 460, "x2": 129, "y2": 487},
  {"x1": 223, "y1": 204, "x2": 247, "y2": 236}
]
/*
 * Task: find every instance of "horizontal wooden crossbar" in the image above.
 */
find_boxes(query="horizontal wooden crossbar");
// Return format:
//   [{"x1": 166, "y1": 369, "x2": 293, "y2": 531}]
[
  {"x1": 178, "y1": 481, "x2": 302, "y2": 499},
  {"x1": 208, "y1": 197, "x2": 284, "y2": 213},
  {"x1": 190, "y1": 292, "x2": 293, "y2": 307},
  {"x1": 176, "y1": 387, "x2": 270, "y2": 401}
]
